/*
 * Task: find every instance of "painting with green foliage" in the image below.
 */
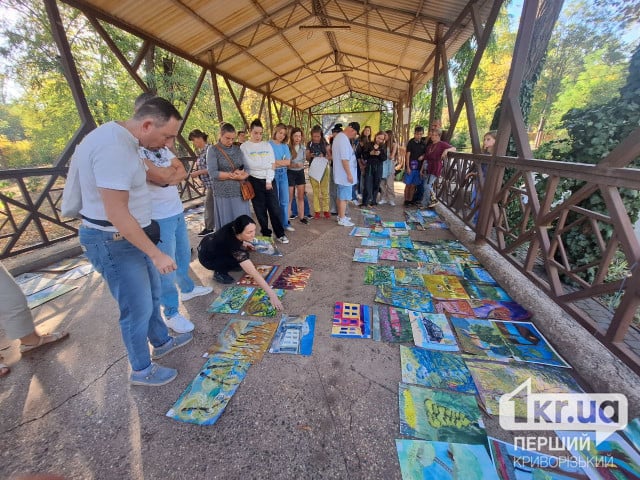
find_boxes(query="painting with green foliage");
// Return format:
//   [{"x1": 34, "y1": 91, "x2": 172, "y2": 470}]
[
  {"x1": 398, "y1": 383, "x2": 486, "y2": 444},
  {"x1": 207, "y1": 286, "x2": 255, "y2": 314},
  {"x1": 240, "y1": 288, "x2": 285, "y2": 317},
  {"x1": 466, "y1": 360, "x2": 583, "y2": 417},
  {"x1": 363, "y1": 265, "x2": 395, "y2": 285},
  {"x1": 400, "y1": 346, "x2": 476, "y2": 394},
  {"x1": 375, "y1": 285, "x2": 434, "y2": 313},
  {"x1": 396, "y1": 439, "x2": 499, "y2": 480}
]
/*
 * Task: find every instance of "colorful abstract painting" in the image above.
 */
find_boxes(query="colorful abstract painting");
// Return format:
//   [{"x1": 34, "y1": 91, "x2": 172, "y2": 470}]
[
  {"x1": 399, "y1": 383, "x2": 487, "y2": 444},
  {"x1": 353, "y1": 248, "x2": 379, "y2": 263},
  {"x1": 424, "y1": 221, "x2": 449, "y2": 230},
  {"x1": 390, "y1": 237, "x2": 414, "y2": 249},
  {"x1": 418, "y1": 262, "x2": 463, "y2": 277},
  {"x1": 396, "y1": 439, "x2": 499, "y2": 480},
  {"x1": 488, "y1": 437, "x2": 590, "y2": 480},
  {"x1": 463, "y1": 266, "x2": 498, "y2": 285},
  {"x1": 168, "y1": 319, "x2": 277, "y2": 425},
  {"x1": 236, "y1": 265, "x2": 278, "y2": 286},
  {"x1": 272, "y1": 266, "x2": 312, "y2": 290},
  {"x1": 375, "y1": 285, "x2": 434, "y2": 313},
  {"x1": 206, "y1": 318, "x2": 278, "y2": 360},
  {"x1": 450, "y1": 316, "x2": 513, "y2": 361},
  {"x1": 495, "y1": 320, "x2": 569, "y2": 367},
  {"x1": 555, "y1": 431, "x2": 640, "y2": 480},
  {"x1": 423, "y1": 275, "x2": 470, "y2": 300},
  {"x1": 207, "y1": 286, "x2": 255, "y2": 314},
  {"x1": 361, "y1": 237, "x2": 392, "y2": 248},
  {"x1": 389, "y1": 228, "x2": 410, "y2": 236},
  {"x1": 461, "y1": 280, "x2": 513, "y2": 301},
  {"x1": 241, "y1": 288, "x2": 285, "y2": 317},
  {"x1": 429, "y1": 249, "x2": 454, "y2": 264},
  {"x1": 373, "y1": 305, "x2": 414, "y2": 342},
  {"x1": 466, "y1": 360, "x2": 583, "y2": 417},
  {"x1": 400, "y1": 346, "x2": 476, "y2": 393},
  {"x1": 379, "y1": 248, "x2": 402, "y2": 261},
  {"x1": 349, "y1": 226, "x2": 371, "y2": 237},
  {"x1": 363, "y1": 265, "x2": 395, "y2": 286},
  {"x1": 409, "y1": 312, "x2": 459, "y2": 351},
  {"x1": 399, "y1": 249, "x2": 431, "y2": 263},
  {"x1": 332, "y1": 302, "x2": 372, "y2": 338},
  {"x1": 382, "y1": 221, "x2": 408, "y2": 228},
  {"x1": 269, "y1": 314, "x2": 316, "y2": 355},
  {"x1": 468, "y1": 300, "x2": 531, "y2": 321},
  {"x1": 394, "y1": 268, "x2": 426, "y2": 287},
  {"x1": 368, "y1": 227, "x2": 391, "y2": 238},
  {"x1": 26, "y1": 284, "x2": 78, "y2": 309},
  {"x1": 435, "y1": 300, "x2": 476, "y2": 317}
]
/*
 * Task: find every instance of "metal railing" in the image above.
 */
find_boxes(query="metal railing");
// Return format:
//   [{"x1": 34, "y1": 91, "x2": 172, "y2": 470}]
[{"x1": 439, "y1": 151, "x2": 640, "y2": 372}]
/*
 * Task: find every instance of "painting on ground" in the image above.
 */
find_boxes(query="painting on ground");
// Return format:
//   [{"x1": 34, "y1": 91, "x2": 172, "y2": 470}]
[
  {"x1": 466, "y1": 360, "x2": 584, "y2": 417},
  {"x1": 375, "y1": 285, "x2": 434, "y2": 313},
  {"x1": 332, "y1": 302, "x2": 372, "y2": 338},
  {"x1": 488, "y1": 437, "x2": 590, "y2": 480},
  {"x1": 396, "y1": 440, "x2": 498, "y2": 480},
  {"x1": 409, "y1": 312, "x2": 458, "y2": 351},
  {"x1": 269, "y1": 314, "x2": 316, "y2": 355},
  {"x1": 398, "y1": 383, "x2": 486, "y2": 444},
  {"x1": 207, "y1": 286, "x2": 255, "y2": 314},
  {"x1": 400, "y1": 346, "x2": 476, "y2": 394}
]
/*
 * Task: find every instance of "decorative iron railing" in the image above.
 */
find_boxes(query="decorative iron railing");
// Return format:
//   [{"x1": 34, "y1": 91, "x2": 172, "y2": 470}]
[{"x1": 439, "y1": 151, "x2": 640, "y2": 371}]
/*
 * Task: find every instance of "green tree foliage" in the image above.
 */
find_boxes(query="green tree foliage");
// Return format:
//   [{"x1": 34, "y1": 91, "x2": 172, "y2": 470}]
[
  {"x1": 529, "y1": 0, "x2": 630, "y2": 144},
  {"x1": 535, "y1": 45, "x2": 640, "y2": 284}
]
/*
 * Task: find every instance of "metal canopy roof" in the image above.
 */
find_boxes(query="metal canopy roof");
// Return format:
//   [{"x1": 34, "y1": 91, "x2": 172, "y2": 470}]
[{"x1": 61, "y1": 0, "x2": 497, "y2": 110}]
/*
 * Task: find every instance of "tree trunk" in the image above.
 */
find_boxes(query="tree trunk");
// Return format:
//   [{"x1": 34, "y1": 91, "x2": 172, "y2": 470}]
[{"x1": 490, "y1": 0, "x2": 564, "y2": 136}]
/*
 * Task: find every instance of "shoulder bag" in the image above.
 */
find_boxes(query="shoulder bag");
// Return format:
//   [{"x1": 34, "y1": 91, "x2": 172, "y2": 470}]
[{"x1": 214, "y1": 144, "x2": 255, "y2": 201}]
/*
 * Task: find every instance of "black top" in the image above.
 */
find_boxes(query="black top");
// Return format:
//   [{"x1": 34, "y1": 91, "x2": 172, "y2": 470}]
[
  {"x1": 362, "y1": 144, "x2": 387, "y2": 166},
  {"x1": 198, "y1": 222, "x2": 250, "y2": 265},
  {"x1": 406, "y1": 138, "x2": 426, "y2": 160}
]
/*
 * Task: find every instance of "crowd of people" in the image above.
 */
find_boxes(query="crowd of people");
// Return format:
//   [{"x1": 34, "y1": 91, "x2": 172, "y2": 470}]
[{"x1": 2, "y1": 91, "x2": 473, "y2": 386}]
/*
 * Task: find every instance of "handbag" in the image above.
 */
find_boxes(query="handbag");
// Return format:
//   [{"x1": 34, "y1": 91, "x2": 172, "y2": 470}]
[
  {"x1": 215, "y1": 144, "x2": 255, "y2": 201},
  {"x1": 240, "y1": 181, "x2": 255, "y2": 201}
]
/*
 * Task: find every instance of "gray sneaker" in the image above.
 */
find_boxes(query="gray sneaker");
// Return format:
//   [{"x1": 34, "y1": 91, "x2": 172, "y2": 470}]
[
  {"x1": 151, "y1": 332, "x2": 193, "y2": 360},
  {"x1": 130, "y1": 362, "x2": 177, "y2": 386}
]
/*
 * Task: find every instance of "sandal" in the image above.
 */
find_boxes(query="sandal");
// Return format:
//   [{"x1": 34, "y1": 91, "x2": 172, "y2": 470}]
[{"x1": 20, "y1": 331, "x2": 69, "y2": 354}]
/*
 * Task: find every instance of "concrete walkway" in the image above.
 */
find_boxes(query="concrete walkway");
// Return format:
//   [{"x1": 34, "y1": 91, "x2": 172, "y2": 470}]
[{"x1": 1, "y1": 190, "x2": 639, "y2": 480}]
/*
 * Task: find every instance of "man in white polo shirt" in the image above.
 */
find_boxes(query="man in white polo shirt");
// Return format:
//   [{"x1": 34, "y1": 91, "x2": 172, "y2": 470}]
[
  {"x1": 75, "y1": 97, "x2": 192, "y2": 387},
  {"x1": 332, "y1": 122, "x2": 360, "y2": 227}
]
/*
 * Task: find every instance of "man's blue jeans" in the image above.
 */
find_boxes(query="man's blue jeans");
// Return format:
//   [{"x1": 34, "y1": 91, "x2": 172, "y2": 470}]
[
  {"x1": 421, "y1": 174, "x2": 437, "y2": 206},
  {"x1": 156, "y1": 213, "x2": 195, "y2": 318},
  {"x1": 274, "y1": 167, "x2": 290, "y2": 228},
  {"x1": 79, "y1": 226, "x2": 171, "y2": 371}
]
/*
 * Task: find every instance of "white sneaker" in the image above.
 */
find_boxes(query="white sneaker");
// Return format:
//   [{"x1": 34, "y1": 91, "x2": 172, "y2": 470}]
[
  {"x1": 378, "y1": 200, "x2": 388, "y2": 205},
  {"x1": 336, "y1": 216, "x2": 351, "y2": 223},
  {"x1": 389, "y1": 201, "x2": 396, "y2": 206},
  {"x1": 164, "y1": 313, "x2": 194, "y2": 333},
  {"x1": 181, "y1": 285, "x2": 213, "y2": 302},
  {"x1": 338, "y1": 217, "x2": 355, "y2": 227},
  {"x1": 285, "y1": 225, "x2": 296, "y2": 232},
  {"x1": 277, "y1": 235, "x2": 290, "y2": 244}
]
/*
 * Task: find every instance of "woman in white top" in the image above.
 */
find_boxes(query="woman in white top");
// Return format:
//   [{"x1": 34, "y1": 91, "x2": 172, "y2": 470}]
[{"x1": 240, "y1": 119, "x2": 289, "y2": 244}]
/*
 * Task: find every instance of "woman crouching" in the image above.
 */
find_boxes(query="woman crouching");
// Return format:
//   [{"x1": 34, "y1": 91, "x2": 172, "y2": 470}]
[{"x1": 197, "y1": 215, "x2": 284, "y2": 311}]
